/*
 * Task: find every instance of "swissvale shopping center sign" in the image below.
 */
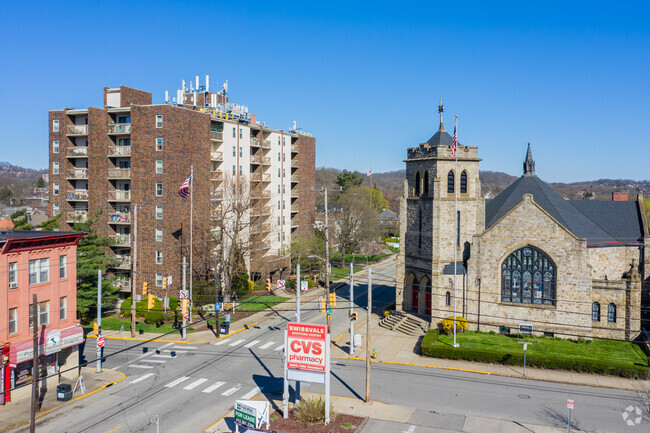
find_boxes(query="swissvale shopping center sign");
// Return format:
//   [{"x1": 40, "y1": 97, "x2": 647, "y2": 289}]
[{"x1": 286, "y1": 322, "x2": 327, "y2": 372}]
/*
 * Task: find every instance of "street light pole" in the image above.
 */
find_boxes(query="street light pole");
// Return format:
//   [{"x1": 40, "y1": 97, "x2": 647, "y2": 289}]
[
  {"x1": 349, "y1": 262, "x2": 354, "y2": 355},
  {"x1": 324, "y1": 188, "x2": 331, "y2": 333}
]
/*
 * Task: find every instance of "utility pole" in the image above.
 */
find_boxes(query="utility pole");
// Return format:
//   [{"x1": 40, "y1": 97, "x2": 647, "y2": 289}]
[
  {"x1": 30, "y1": 294, "x2": 38, "y2": 433},
  {"x1": 349, "y1": 262, "x2": 354, "y2": 355},
  {"x1": 182, "y1": 256, "x2": 187, "y2": 340},
  {"x1": 131, "y1": 205, "x2": 138, "y2": 338},
  {"x1": 296, "y1": 264, "x2": 301, "y2": 322},
  {"x1": 96, "y1": 270, "x2": 102, "y2": 373},
  {"x1": 324, "y1": 188, "x2": 331, "y2": 333},
  {"x1": 365, "y1": 267, "x2": 372, "y2": 403}
]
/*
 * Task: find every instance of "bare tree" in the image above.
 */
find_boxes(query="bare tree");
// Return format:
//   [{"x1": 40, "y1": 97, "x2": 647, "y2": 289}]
[{"x1": 335, "y1": 190, "x2": 379, "y2": 256}]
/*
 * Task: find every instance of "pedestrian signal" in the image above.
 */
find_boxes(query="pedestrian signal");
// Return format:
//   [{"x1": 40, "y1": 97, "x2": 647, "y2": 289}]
[{"x1": 350, "y1": 310, "x2": 358, "y2": 321}]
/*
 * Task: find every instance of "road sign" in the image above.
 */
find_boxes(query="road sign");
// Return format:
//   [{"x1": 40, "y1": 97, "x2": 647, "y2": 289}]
[
  {"x1": 215, "y1": 302, "x2": 222, "y2": 311},
  {"x1": 326, "y1": 309, "x2": 333, "y2": 314},
  {"x1": 286, "y1": 322, "x2": 327, "y2": 372},
  {"x1": 96, "y1": 336, "x2": 105, "y2": 348},
  {"x1": 179, "y1": 290, "x2": 188, "y2": 299},
  {"x1": 567, "y1": 399, "x2": 574, "y2": 409},
  {"x1": 277, "y1": 279, "x2": 285, "y2": 290},
  {"x1": 183, "y1": 312, "x2": 189, "y2": 320},
  {"x1": 301, "y1": 281, "x2": 308, "y2": 291},
  {"x1": 234, "y1": 400, "x2": 269, "y2": 430}
]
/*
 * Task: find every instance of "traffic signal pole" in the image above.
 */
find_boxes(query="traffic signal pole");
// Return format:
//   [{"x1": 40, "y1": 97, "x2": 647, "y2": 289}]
[
  {"x1": 349, "y1": 262, "x2": 354, "y2": 355},
  {"x1": 97, "y1": 270, "x2": 102, "y2": 373},
  {"x1": 182, "y1": 256, "x2": 187, "y2": 340},
  {"x1": 131, "y1": 205, "x2": 137, "y2": 338},
  {"x1": 296, "y1": 264, "x2": 301, "y2": 322}
]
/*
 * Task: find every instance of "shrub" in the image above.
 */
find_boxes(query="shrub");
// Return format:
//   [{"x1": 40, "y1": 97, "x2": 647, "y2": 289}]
[
  {"x1": 440, "y1": 316, "x2": 468, "y2": 334},
  {"x1": 144, "y1": 310, "x2": 164, "y2": 325},
  {"x1": 306, "y1": 278, "x2": 315, "y2": 288},
  {"x1": 577, "y1": 337, "x2": 586, "y2": 344},
  {"x1": 292, "y1": 397, "x2": 335, "y2": 424},
  {"x1": 248, "y1": 280, "x2": 255, "y2": 292}
]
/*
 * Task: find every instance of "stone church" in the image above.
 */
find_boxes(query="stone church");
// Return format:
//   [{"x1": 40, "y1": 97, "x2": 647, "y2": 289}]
[{"x1": 396, "y1": 107, "x2": 649, "y2": 340}]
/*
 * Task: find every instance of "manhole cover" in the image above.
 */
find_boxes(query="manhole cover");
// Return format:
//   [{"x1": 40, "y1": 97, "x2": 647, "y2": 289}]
[
  {"x1": 518, "y1": 394, "x2": 530, "y2": 399},
  {"x1": 186, "y1": 353, "x2": 195, "y2": 356}
]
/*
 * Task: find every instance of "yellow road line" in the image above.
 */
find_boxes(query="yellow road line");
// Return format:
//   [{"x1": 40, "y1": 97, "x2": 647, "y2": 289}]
[
  {"x1": 330, "y1": 356, "x2": 491, "y2": 375},
  {"x1": 87, "y1": 323, "x2": 256, "y2": 344},
  {"x1": 203, "y1": 411, "x2": 232, "y2": 432},
  {"x1": 104, "y1": 425, "x2": 122, "y2": 433},
  {"x1": 75, "y1": 367, "x2": 126, "y2": 400}
]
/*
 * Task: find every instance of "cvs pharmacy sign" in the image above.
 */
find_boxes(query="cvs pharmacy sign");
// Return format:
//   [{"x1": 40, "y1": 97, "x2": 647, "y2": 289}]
[{"x1": 286, "y1": 322, "x2": 327, "y2": 372}]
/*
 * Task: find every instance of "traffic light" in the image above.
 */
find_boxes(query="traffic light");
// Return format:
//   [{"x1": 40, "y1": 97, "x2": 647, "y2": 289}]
[
  {"x1": 181, "y1": 299, "x2": 189, "y2": 315},
  {"x1": 142, "y1": 281, "x2": 148, "y2": 296},
  {"x1": 162, "y1": 277, "x2": 167, "y2": 289},
  {"x1": 350, "y1": 310, "x2": 358, "y2": 321},
  {"x1": 266, "y1": 278, "x2": 271, "y2": 291},
  {"x1": 319, "y1": 297, "x2": 326, "y2": 313},
  {"x1": 93, "y1": 322, "x2": 99, "y2": 334},
  {"x1": 147, "y1": 294, "x2": 154, "y2": 309},
  {"x1": 329, "y1": 292, "x2": 336, "y2": 307}
]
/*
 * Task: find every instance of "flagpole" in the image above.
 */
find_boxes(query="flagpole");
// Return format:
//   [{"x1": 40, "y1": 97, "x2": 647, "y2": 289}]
[
  {"x1": 189, "y1": 165, "x2": 194, "y2": 322},
  {"x1": 453, "y1": 115, "x2": 459, "y2": 348}
]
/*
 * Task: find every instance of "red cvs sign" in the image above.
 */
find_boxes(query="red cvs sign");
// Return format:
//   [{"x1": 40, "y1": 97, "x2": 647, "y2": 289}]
[{"x1": 286, "y1": 322, "x2": 327, "y2": 372}]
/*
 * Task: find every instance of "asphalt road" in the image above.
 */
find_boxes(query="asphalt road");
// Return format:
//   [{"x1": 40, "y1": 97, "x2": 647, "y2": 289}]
[{"x1": 14, "y1": 260, "x2": 646, "y2": 432}]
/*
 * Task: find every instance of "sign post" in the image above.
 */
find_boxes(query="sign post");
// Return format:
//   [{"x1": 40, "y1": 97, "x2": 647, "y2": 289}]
[
  {"x1": 234, "y1": 400, "x2": 269, "y2": 432},
  {"x1": 523, "y1": 343, "x2": 528, "y2": 377},
  {"x1": 567, "y1": 399, "x2": 574, "y2": 433}
]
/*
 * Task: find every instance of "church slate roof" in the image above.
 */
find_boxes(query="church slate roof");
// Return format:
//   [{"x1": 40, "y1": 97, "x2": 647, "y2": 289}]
[
  {"x1": 426, "y1": 130, "x2": 454, "y2": 147},
  {"x1": 485, "y1": 175, "x2": 644, "y2": 246}
]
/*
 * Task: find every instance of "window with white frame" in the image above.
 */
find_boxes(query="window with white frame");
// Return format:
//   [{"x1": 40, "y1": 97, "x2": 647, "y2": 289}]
[
  {"x1": 239, "y1": 147, "x2": 242, "y2": 157},
  {"x1": 156, "y1": 137, "x2": 163, "y2": 151},
  {"x1": 239, "y1": 129, "x2": 243, "y2": 139},
  {"x1": 283, "y1": 201, "x2": 286, "y2": 209},
  {"x1": 233, "y1": 146, "x2": 236, "y2": 157},
  {"x1": 282, "y1": 184, "x2": 285, "y2": 193},
  {"x1": 52, "y1": 204, "x2": 59, "y2": 216},
  {"x1": 59, "y1": 255, "x2": 67, "y2": 279},
  {"x1": 156, "y1": 206, "x2": 163, "y2": 219},
  {"x1": 156, "y1": 273, "x2": 163, "y2": 287},
  {"x1": 60, "y1": 297, "x2": 67, "y2": 320},
  {"x1": 278, "y1": 168, "x2": 281, "y2": 178},
  {"x1": 53, "y1": 141, "x2": 59, "y2": 153},
  {"x1": 283, "y1": 153, "x2": 286, "y2": 162},
  {"x1": 283, "y1": 137, "x2": 285, "y2": 145},
  {"x1": 156, "y1": 115, "x2": 163, "y2": 128},
  {"x1": 239, "y1": 165, "x2": 242, "y2": 174},
  {"x1": 9, "y1": 262, "x2": 17, "y2": 289},
  {"x1": 156, "y1": 228, "x2": 163, "y2": 242},
  {"x1": 156, "y1": 183, "x2": 163, "y2": 196},
  {"x1": 277, "y1": 200, "x2": 280, "y2": 209},
  {"x1": 156, "y1": 160, "x2": 163, "y2": 174},
  {"x1": 282, "y1": 168, "x2": 286, "y2": 177},
  {"x1": 53, "y1": 162, "x2": 59, "y2": 174},
  {"x1": 29, "y1": 258, "x2": 49, "y2": 285},
  {"x1": 278, "y1": 152, "x2": 281, "y2": 161},
  {"x1": 53, "y1": 119, "x2": 59, "y2": 132},
  {"x1": 232, "y1": 165, "x2": 236, "y2": 175},
  {"x1": 53, "y1": 183, "x2": 59, "y2": 195},
  {"x1": 232, "y1": 127, "x2": 236, "y2": 138},
  {"x1": 156, "y1": 250, "x2": 163, "y2": 264},
  {"x1": 30, "y1": 301, "x2": 50, "y2": 328},
  {"x1": 9, "y1": 308, "x2": 17, "y2": 334},
  {"x1": 278, "y1": 185, "x2": 281, "y2": 193}
]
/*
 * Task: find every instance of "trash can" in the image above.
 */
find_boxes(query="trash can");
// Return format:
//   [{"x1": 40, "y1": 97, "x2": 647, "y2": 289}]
[
  {"x1": 57, "y1": 384, "x2": 72, "y2": 401},
  {"x1": 220, "y1": 322, "x2": 230, "y2": 335}
]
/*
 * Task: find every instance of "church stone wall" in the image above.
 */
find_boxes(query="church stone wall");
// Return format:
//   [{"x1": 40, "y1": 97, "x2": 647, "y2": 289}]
[
  {"x1": 591, "y1": 280, "x2": 636, "y2": 340},
  {"x1": 588, "y1": 247, "x2": 639, "y2": 280},
  {"x1": 467, "y1": 195, "x2": 593, "y2": 338}
]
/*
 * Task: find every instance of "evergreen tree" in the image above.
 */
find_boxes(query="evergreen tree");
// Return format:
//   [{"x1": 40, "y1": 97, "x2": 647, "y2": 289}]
[
  {"x1": 36, "y1": 177, "x2": 46, "y2": 188},
  {"x1": 336, "y1": 170, "x2": 363, "y2": 191},
  {"x1": 230, "y1": 246, "x2": 250, "y2": 299},
  {"x1": 73, "y1": 213, "x2": 119, "y2": 323}
]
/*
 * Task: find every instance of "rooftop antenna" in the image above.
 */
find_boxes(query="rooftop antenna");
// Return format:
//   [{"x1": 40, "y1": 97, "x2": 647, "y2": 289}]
[
  {"x1": 196, "y1": 75, "x2": 199, "y2": 90},
  {"x1": 165, "y1": 90, "x2": 169, "y2": 102},
  {"x1": 182, "y1": 80, "x2": 186, "y2": 93},
  {"x1": 206, "y1": 75, "x2": 210, "y2": 92}
]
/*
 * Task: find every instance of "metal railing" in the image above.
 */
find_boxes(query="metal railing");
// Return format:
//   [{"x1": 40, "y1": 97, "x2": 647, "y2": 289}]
[
  {"x1": 210, "y1": 131, "x2": 223, "y2": 141},
  {"x1": 108, "y1": 190, "x2": 131, "y2": 201},
  {"x1": 66, "y1": 190, "x2": 89, "y2": 201},
  {"x1": 108, "y1": 146, "x2": 131, "y2": 157},
  {"x1": 210, "y1": 170, "x2": 223, "y2": 181},
  {"x1": 108, "y1": 123, "x2": 131, "y2": 134},
  {"x1": 66, "y1": 211, "x2": 88, "y2": 223},
  {"x1": 211, "y1": 151, "x2": 223, "y2": 161},
  {"x1": 262, "y1": 140, "x2": 272, "y2": 149},
  {"x1": 66, "y1": 168, "x2": 88, "y2": 179},
  {"x1": 67, "y1": 146, "x2": 88, "y2": 157},
  {"x1": 251, "y1": 137, "x2": 261, "y2": 147},
  {"x1": 291, "y1": 159, "x2": 299, "y2": 167},
  {"x1": 291, "y1": 174, "x2": 299, "y2": 182},
  {"x1": 108, "y1": 168, "x2": 131, "y2": 179},
  {"x1": 66, "y1": 125, "x2": 88, "y2": 135},
  {"x1": 108, "y1": 212, "x2": 132, "y2": 224},
  {"x1": 250, "y1": 155, "x2": 261, "y2": 164},
  {"x1": 261, "y1": 157, "x2": 271, "y2": 165},
  {"x1": 291, "y1": 144, "x2": 299, "y2": 153},
  {"x1": 110, "y1": 234, "x2": 131, "y2": 247},
  {"x1": 211, "y1": 191, "x2": 224, "y2": 201},
  {"x1": 251, "y1": 189, "x2": 271, "y2": 199},
  {"x1": 114, "y1": 256, "x2": 132, "y2": 269},
  {"x1": 262, "y1": 174, "x2": 271, "y2": 182}
]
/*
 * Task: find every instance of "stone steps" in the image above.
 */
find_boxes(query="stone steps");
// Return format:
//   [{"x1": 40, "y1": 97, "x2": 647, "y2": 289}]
[{"x1": 379, "y1": 313, "x2": 429, "y2": 336}]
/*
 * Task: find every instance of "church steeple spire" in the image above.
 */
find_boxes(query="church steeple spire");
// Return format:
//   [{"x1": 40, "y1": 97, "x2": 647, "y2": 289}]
[
  {"x1": 523, "y1": 143, "x2": 535, "y2": 176},
  {"x1": 437, "y1": 99, "x2": 446, "y2": 132}
]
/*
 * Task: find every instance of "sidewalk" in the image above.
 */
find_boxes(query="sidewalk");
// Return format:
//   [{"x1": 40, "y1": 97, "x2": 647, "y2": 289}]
[{"x1": 0, "y1": 367, "x2": 124, "y2": 433}]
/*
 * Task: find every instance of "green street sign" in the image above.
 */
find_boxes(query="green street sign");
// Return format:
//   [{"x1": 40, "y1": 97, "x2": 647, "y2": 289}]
[{"x1": 326, "y1": 309, "x2": 333, "y2": 314}]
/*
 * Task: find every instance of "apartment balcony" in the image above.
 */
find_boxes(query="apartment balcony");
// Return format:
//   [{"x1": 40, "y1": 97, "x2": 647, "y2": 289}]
[
  {"x1": 262, "y1": 140, "x2": 272, "y2": 149},
  {"x1": 115, "y1": 278, "x2": 132, "y2": 292},
  {"x1": 211, "y1": 190, "x2": 224, "y2": 202},
  {"x1": 66, "y1": 168, "x2": 88, "y2": 180},
  {"x1": 291, "y1": 144, "x2": 299, "y2": 153},
  {"x1": 291, "y1": 159, "x2": 299, "y2": 168},
  {"x1": 108, "y1": 211, "x2": 132, "y2": 224},
  {"x1": 67, "y1": 146, "x2": 88, "y2": 158},
  {"x1": 291, "y1": 192, "x2": 299, "y2": 199},
  {"x1": 210, "y1": 131, "x2": 223, "y2": 141},
  {"x1": 66, "y1": 125, "x2": 88, "y2": 136},
  {"x1": 291, "y1": 208, "x2": 299, "y2": 214},
  {"x1": 108, "y1": 168, "x2": 131, "y2": 179},
  {"x1": 250, "y1": 189, "x2": 271, "y2": 200},
  {"x1": 251, "y1": 207, "x2": 271, "y2": 218},
  {"x1": 114, "y1": 255, "x2": 132, "y2": 270},
  {"x1": 108, "y1": 146, "x2": 131, "y2": 157},
  {"x1": 250, "y1": 173, "x2": 272, "y2": 183},
  {"x1": 250, "y1": 155, "x2": 261, "y2": 165},
  {"x1": 110, "y1": 234, "x2": 131, "y2": 247},
  {"x1": 210, "y1": 151, "x2": 223, "y2": 162},
  {"x1": 210, "y1": 170, "x2": 223, "y2": 181},
  {"x1": 250, "y1": 137, "x2": 261, "y2": 147},
  {"x1": 261, "y1": 157, "x2": 271, "y2": 166},
  {"x1": 291, "y1": 174, "x2": 299, "y2": 183},
  {"x1": 250, "y1": 226, "x2": 270, "y2": 236},
  {"x1": 66, "y1": 189, "x2": 89, "y2": 201},
  {"x1": 108, "y1": 123, "x2": 131, "y2": 135},
  {"x1": 108, "y1": 190, "x2": 131, "y2": 202},
  {"x1": 66, "y1": 211, "x2": 88, "y2": 223}
]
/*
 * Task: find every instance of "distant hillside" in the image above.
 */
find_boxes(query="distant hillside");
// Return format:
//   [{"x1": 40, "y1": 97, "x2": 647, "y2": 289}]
[
  {"x1": 0, "y1": 162, "x2": 47, "y2": 207},
  {"x1": 316, "y1": 167, "x2": 650, "y2": 211}
]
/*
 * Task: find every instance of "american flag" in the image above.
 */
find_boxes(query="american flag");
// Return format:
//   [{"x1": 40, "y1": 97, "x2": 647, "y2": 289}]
[
  {"x1": 178, "y1": 174, "x2": 192, "y2": 198},
  {"x1": 451, "y1": 118, "x2": 458, "y2": 157}
]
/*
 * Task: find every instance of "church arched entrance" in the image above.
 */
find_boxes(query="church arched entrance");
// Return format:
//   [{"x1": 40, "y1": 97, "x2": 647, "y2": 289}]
[
  {"x1": 405, "y1": 273, "x2": 416, "y2": 312},
  {"x1": 419, "y1": 276, "x2": 431, "y2": 316}
]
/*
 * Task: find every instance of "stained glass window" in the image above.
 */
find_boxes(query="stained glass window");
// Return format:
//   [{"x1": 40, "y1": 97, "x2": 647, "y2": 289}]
[{"x1": 501, "y1": 246, "x2": 556, "y2": 305}]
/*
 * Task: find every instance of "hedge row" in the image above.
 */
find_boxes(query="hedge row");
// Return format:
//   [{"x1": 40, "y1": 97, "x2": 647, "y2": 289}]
[{"x1": 421, "y1": 331, "x2": 649, "y2": 379}]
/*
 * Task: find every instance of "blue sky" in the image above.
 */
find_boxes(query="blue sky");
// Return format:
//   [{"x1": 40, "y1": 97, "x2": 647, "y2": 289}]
[{"x1": 1, "y1": 1, "x2": 648, "y2": 182}]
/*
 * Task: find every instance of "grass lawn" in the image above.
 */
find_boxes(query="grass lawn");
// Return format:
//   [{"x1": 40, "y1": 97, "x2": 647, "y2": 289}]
[
  {"x1": 432, "y1": 332, "x2": 648, "y2": 368},
  {"x1": 99, "y1": 316, "x2": 195, "y2": 334},
  {"x1": 330, "y1": 264, "x2": 361, "y2": 279},
  {"x1": 206, "y1": 295, "x2": 289, "y2": 325}
]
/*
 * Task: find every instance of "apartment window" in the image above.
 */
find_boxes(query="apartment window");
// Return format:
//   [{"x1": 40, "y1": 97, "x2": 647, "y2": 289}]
[
  {"x1": 53, "y1": 141, "x2": 59, "y2": 153},
  {"x1": 156, "y1": 137, "x2": 163, "y2": 151},
  {"x1": 60, "y1": 297, "x2": 67, "y2": 321},
  {"x1": 232, "y1": 165, "x2": 236, "y2": 175},
  {"x1": 59, "y1": 255, "x2": 67, "y2": 279},
  {"x1": 283, "y1": 201, "x2": 286, "y2": 210},
  {"x1": 9, "y1": 308, "x2": 17, "y2": 335},
  {"x1": 277, "y1": 216, "x2": 280, "y2": 225},
  {"x1": 29, "y1": 258, "x2": 49, "y2": 285},
  {"x1": 156, "y1": 205, "x2": 163, "y2": 219},
  {"x1": 53, "y1": 182, "x2": 59, "y2": 195},
  {"x1": 53, "y1": 162, "x2": 59, "y2": 174},
  {"x1": 233, "y1": 146, "x2": 236, "y2": 157},
  {"x1": 283, "y1": 153, "x2": 286, "y2": 162},
  {"x1": 156, "y1": 273, "x2": 163, "y2": 287},
  {"x1": 283, "y1": 137, "x2": 286, "y2": 145},
  {"x1": 282, "y1": 232, "x2": 285, "y2": 241},
  {"x1": 156, "y1": 228, "x2": 163, "y2": 242},
  {"x1": 282, "y1": 185, "x2": 285, "y2": 193},
  {"x1": 8, "y1": 262, "x2": 17, "y2": 289},
  {"x1": 283, "y1": 168, "x2": 286, "y2": 177},
  {"x1": 278, "y1": 168, "x2": 281, "y2": 178},
  {"x1": 156, "y1": 183, "x2": 163, "y2": 196},
  {"x1": 278, "y1": 137, "x2": 281, "y2": 145},
  {"x1": 239, "y1": 165, "x2": 243, "y2": 174},
  {"x1": 30, "y1": 301, "x2": 50, "y2": 328},
  {"x1": 239, "y1": 129, "x2": 243, "y2": 139},
  {"x1": 282, "y1": 216, "x2": 285, "y2": 224},
  {"x1": 278, "y1": 185, "x2": 281, "y2": 193},
  {"x1": 156, "y1": 160, "x2": 163, "y2": 174},
  {"x1": 53, "y1": 119, "x2": 59, "y2": 132},
  {"x1": 156, "y1": 250, "x2": 163, "y2": 264},
  {"x1": 232, "y1": 127, "x2": 236, "y2": 138},
  {"x1": 118, "y1": 138, "x2": 130, "y2": 146},
  {"x1": 278, "y1": 152, "x2": 281, "y2": 162},
  {"x1": 278, "y1": 233, "x2": 281, "y2": 241},
  {"x1": 52, "y1": 204, "x2": 59, "y2": 216},
  {"x1": 118, "y1": 115, "x2": 130, "y2": 123},
  {"x1": 156, "y1": 115, "x2": 163, "y2": 128},
  {"x1": 277, "y1": 200, "x2": 281, "y2": 210},
  {"x1": 239, "y1": 147, "x2": 242, "y2": 157}
]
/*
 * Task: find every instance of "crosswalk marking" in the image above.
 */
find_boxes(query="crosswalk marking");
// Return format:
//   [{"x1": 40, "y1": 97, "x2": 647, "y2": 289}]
[
  {"x1": 229, "y1": 339, "x2": 245, "y2": 346},
  {"x1": 274, "y1": 344, "x2": 285, "y2": 351},
  {"x1": 221, "y1": 384, "x2": 242, "y2": 396},
  {"x1": 244, "y1": 340, "x2": 260, "y2": 348},
  {"x1": 213, "y1": 338, "x2": 231, "y2": 345},
  {"x1": 173, "y1": 345, "x2": 197, "y2": 349},
  {"x1": 142, "y1": 359, "x2": 167, "y2": 364},
  {"x1": 183, "y1": 378, "x2": 208, "y2": 390},
  {"x1": 130, "y1": 373, "x2": 155, "y2": 384},
  {"x1": 241, "y1": 387, "x2": 261, "y2": 400},
  {"x1": 129, "y1": 364, "x2": 154, "y2": 369},
  {"x1": 165, "y1": 376, "x2": 190, "y2": 388},
  {"x1": 202, "y1": 381, "x2": 226, "y2": 393},
  {"x1": 152, "y1": 354, "x2": 174, "y2": 359},
  {"x1": 162, "y1": 349, "x2": 187, "y2": 354},
  {"x1": 258, "y1": 342, "x2": 275, "y2": 349}
]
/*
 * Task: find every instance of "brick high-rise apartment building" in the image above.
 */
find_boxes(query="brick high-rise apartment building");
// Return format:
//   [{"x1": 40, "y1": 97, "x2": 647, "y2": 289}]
[{"x1": 48, "y1": 77, "x2": 315, "y2": 298}]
